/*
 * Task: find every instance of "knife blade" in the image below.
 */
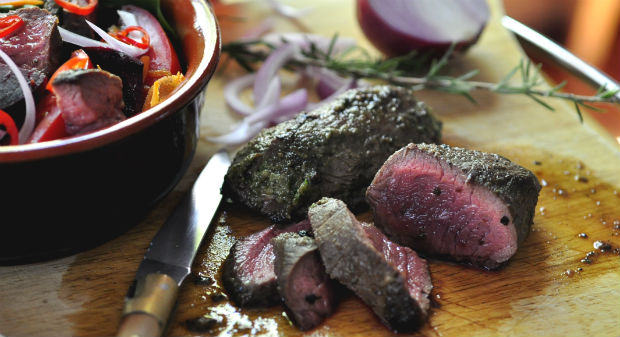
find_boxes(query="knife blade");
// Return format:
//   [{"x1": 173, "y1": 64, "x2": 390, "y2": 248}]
[
  {"x1": 501, "y1": 15, "x2": 620, "y2": 100},
  {"x1": 117, "y1": 150, "x2": 231, "y2": 337}
]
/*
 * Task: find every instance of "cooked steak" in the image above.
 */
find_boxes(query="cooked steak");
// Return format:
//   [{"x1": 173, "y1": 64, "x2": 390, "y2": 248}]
[
  {"x1": 309, "y1": 198, "x2": 432, "y2": 333},
  {"x1": 222, "y1": 219, "x2": 311, "y2": 307},
  {"x1": 0, "y1": 7, "x2": 62, "y2": 109},
  {"x1": 84, "y1": 47, "x2": 144, "y2": 117},
  {"x1": 272, "y1": 233, "x2": 335, "y2": 331},
  {"x1": 366, "y1": 143, "x2": 541, "y2": 270},
  {"x1": 223, "y1": 85, "x2": 442, "y2": 223},
  {"x1": 52, "y1": 69, "x2": 125, "y2": 136}
]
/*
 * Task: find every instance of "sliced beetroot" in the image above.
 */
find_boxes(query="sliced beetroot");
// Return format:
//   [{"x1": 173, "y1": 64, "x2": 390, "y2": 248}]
[
  {"x1": 272, "y1": 232, "x2": 336, "y2": 331},
  {"x1": 83, "y1": 47, "x2": 144, "y2": 117},
  {"x1": 366, "y1": 143, "x2": 541, "y2": 270},
  {"x1": 309, "y1": 198, "x2": 432, "y2": 333},
  {"x1": 222, "y1": 219, "x2": 311, "y2": 307},
  {"x1": 52, "y1": 69, "x2": 125, "y2": 136}
]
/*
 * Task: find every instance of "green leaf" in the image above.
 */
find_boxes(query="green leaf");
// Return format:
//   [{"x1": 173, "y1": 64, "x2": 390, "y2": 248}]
[
  {"x1": 105, "y1": 0, "x2": 176, "y2": 37},
  {"x1": 574, "y1": 102, "x2": 584, "y2": 123},
  {"x1": 526, "y1": 93, "x2": 555, "y2": 111}
]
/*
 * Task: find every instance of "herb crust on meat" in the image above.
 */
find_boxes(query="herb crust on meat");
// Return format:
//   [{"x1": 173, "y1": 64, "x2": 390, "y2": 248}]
[{"x1": 223, "y1": 85, "x2": 443, "y2": 223}]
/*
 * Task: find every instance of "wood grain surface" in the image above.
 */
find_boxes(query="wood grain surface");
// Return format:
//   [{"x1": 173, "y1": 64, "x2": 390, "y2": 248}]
[{"x1": 1, "y1": 1, "x2": 619, "y2": 336}]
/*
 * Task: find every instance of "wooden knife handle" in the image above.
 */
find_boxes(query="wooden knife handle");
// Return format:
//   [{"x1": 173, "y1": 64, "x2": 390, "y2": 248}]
[{"x1": 117, "y1": 273, "x2": 179, "y2": 337}]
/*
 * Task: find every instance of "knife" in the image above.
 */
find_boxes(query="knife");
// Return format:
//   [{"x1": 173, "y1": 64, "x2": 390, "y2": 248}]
[
  {"x1": 117, "y1": 150, "x2": 231, "y2": 337},
  {"x1": 501, "y1": 15, "x2": 620, "y2": 100}
]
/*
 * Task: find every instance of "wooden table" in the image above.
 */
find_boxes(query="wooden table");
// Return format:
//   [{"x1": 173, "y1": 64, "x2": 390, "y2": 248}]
[{"x1": 2, "y1": 1, "x2": 619, "y2": 336}]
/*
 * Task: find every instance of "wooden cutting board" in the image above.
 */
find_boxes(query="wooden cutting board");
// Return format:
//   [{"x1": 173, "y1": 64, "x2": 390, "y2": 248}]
[{"x1": 1, "y1": 1, "x2": 618, "y2": 336}]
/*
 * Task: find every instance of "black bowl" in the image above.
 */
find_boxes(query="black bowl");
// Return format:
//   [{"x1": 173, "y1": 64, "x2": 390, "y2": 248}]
[{"x1": 0, "y1": 0, "x2": 220, "y2": 263}]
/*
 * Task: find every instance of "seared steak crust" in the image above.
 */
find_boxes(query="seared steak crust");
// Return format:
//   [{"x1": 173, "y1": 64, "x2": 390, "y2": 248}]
[
  {"x1": 272, "y1": 233, "x2": 335, "y2": 331},
  {"x1": 309, "y1": 198, "x2": 432, "y2": 332},
  {"x1": 223, "y1": 85, "x2": 442, "y2": 223}
]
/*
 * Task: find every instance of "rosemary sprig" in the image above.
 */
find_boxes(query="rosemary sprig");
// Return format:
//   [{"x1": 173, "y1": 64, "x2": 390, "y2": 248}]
[{"x1": 222, "y1": 39, "x2": 620, "y2": 122}]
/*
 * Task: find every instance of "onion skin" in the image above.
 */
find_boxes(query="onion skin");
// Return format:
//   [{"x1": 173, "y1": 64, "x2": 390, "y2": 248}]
[{"x1": 356, "y1": 0, "x2": 487, "y2": 57}]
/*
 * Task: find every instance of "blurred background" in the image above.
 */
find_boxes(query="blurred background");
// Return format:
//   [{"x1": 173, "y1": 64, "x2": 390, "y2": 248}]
[{"x1": 504, "y1": 0, "x2": 620, "y2": 143}]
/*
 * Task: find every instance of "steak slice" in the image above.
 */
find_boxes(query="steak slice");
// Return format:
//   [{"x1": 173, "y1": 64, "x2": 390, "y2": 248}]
[
  {"x1": 366, "y1": 143, "x2": 541, "y2": 270},
  {"x1": 52, "y1": 69, "x2": 126, "y2": 136},
  {"x1": 0, "y1": 7, "x2": 62, "y2": 109},
  {"x1": 272, "y1": 233, "x2": 336, "y2": 331},
  {"x1": 224, "y1": 85, "x2": 442, "y2": 224},
  {"x1": 309, "y1": 198, "x2": 432, "y2": 333},
  {"x1": 222, "y1": 219, "x2": 311, "y2": 307}
]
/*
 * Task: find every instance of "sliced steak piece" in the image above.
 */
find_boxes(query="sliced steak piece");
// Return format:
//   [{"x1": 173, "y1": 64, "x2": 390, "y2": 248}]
[
  {"x1": 0, "y1": 7, "x2": 63, "y2": 109},
  {"x1": 309, "y1": 198, "x2": 432, "y2": 333},
  {"x1": 272, "y1": 233, "x2": 335, "y2": 331},
  {"x1": 222, "y1": 219, "x2": 311, "y2": 307},
  {"x1": 52, "y1": 69, "x2": 126, "y2": 136},
  {"x1": 224, "y1": 85, "x2": 442, "y2": 224},
  {"x1": 366, "y1": 143, "x2": 541, "y2": 270},
  {"x1": 83, "y1": 47, "x2": 144, "y2": 117}
]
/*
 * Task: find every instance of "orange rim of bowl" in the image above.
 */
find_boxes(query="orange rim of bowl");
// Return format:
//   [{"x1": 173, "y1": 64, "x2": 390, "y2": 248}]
[{"x1": 0, "y1": 0, "x2": 221, "y2": 163}]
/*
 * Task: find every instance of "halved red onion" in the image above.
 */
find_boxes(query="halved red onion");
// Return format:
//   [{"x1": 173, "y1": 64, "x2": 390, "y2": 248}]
[
  {"x1": 0, "y1": 49, "x2": 35, "y2": 145},
  {"x1": 357, "y1": 0, "x2": 489, "y2": 57},
  {"x1": 264, "y1": 0, "x2": 312, "y2": 18},
  {"x1": 85, "y1": 20, "x2": 148, "y2": 58},
  {"x1": 253, "y1": 43, "x2": 296, "y2": 105}
]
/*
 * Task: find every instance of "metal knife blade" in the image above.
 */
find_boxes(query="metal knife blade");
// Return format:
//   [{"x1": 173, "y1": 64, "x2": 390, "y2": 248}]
[
  {"x1": 501, "y1": 15, "x2": 620, "y2": 100},
  {"x1": 117, "y1": 150, "x2": 231, "y2": 337}
]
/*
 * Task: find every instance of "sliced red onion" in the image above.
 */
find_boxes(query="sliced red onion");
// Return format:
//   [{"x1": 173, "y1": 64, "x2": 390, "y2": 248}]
[
  {"x1": 253, "y1": 43, "x2": 296, "y2": 106},
  {"x1": 207, "y1": 120, "x2": 268, "y2": 145},
  {"x1": 307, "y1": 78, "x2": 356, "y2": 111},
  {"x1": 0, "y1": 49, "x2": 35, "y2": 144},
  {"x1": 256, "y1": 76, "x2": 281, "y2": 109},
  {"x1": 246, "y1": 88, "x2": 308, "y2": 125},
  {"x1": 117, "y1": 10, "x2": 139, "y2": 28},
  {"x1": 59, "y1": 26, "x2": 109, "y2": 49},
  {"x1": 357, "y1": 0, "x2": 489, "y2": 57},
  {"x1": 315, "y1": 69, "x2": 350, "y2": 99},
  {"x1": 85, "y1": 20, "x2": 148, "y2": 58},
  {"x1": 224, "y1": 73, "x2": 255, "y2": 116},
  {"x1": 264, "y1": 0, "x2": 312, "y2": 18}
]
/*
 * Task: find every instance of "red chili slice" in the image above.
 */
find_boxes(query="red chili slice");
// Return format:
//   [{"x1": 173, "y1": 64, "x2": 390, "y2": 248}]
[
  {"x1": 54, "y1": 0, "x2": 98, "y2": 16},
  {"x1": 0, "y1": 15, "x2": 24, "y2": 39},
  {"x1": 46, "y1": 49, "x2": 92, "y2": 91},
  {"x1": 0, "y1": 109, "x2": 19, "y2": 145},
  {"x1": 112, "y1": 26, "x2": 150, "y2": 50}
]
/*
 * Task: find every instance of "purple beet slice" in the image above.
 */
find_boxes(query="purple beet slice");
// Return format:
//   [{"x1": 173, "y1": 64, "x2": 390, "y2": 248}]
[
  {"x1": 308, "y1": 198, "x2": 432, "y2": 333},
  {"x1": 222, "y1": 219, "x2": 311, "y2": 307},
  {"x1": 366, "y1": 143, "x2": 541, "y2": 270},
  {"x1": 272, "y1": 233, "x2": 336, "y2": 331}
]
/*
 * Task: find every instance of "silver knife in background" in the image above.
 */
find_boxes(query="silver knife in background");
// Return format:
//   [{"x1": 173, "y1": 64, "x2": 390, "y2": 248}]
[
  {"x1": 501, "y1": 16, "x2": 620, "y2": 101},
  {"x1": 117, "y1": 150, "x2": 231, "y2": 337}
]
